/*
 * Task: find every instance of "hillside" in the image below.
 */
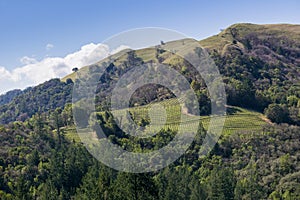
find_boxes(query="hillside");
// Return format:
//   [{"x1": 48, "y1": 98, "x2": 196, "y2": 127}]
[
  {"x1": 0, "y1": 79, "x2": 73, "y2": 124},
  {"x1": 1, "y1": 23, "x2": 300, "y2": 126},
  {"x1": 200, "y1": 23, "x2": 300, "y2": 65},
  {"x1": 200, "y1": 24, "x2": 300, "y2": 124},
  {"x1": 0, "y1": 23, "x2": 300, "y2": 199},
  {"x1": 109, "y1": 98, "x2": 267, "y2": 135},
  {"x1": 68, "y1": 23, "x2": 300, "y2": 124},
  {"x1": 0, "y1": 89, "x2": 23, "y2": 106},
  {"x1": 200, "y1": 23, "x2": 300, "y2": 112}
]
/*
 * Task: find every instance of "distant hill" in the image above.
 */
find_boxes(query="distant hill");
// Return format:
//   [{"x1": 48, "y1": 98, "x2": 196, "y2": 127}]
[
  {"x1": 0, "y1": 89, "x2": 23, "y2": 106},
  {"x1": 0, "y1": 79, "x2": 73, "y2": 124}
]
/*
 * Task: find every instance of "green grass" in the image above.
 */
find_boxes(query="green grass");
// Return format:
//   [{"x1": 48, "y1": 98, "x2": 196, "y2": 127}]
[
  {"x1": 63, "y1": 95, "x2": 267, "y2": 143},
  {"x1": 61, "y1": 38, "x2": 205, "y2": 83},
  {"x1": 112, "y1": 99, "x2": 267, "y2": 135},
  {"x1": 61, "y1": 72, "x2": 76, "y2": 82},
  {"x1": 201, "y1": 106, "x2": 266, "y2": 135},
  {"x1": 200, "y1": 23, "x2": 300, "y2": 54},
  {"x1": 63, "y1": 98, "x2": 267, "y2": 143},
  {"x1": 61, "y1": 23, "x2": 300, "y2": 83}
]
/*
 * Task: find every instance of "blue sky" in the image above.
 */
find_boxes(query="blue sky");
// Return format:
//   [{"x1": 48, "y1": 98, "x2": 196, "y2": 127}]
[{"x1": 0, "y1": 0, "x2": 299, "y2": 93}]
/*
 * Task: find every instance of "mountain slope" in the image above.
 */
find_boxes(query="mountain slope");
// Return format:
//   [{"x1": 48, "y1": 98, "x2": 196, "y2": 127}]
[
  {"x1": 1, "y1": 23, "x2": 300, "y2": 125},
  {"x1": 199, "y1": 24, "x2": 300, "y2": 124},
  {"x1": 0, "y1": 89, "x2": 23, "y2": 106},
  {"x1": 67, "y1": 23, "x2": 300, "y2": 123},
  {"x1": 0, "y1": 23, "x2": 300, "y2": 199},
  {"x1": 200, "y1": 23, "x2": 300, "y2": 58},
  {"x1": 0, "y1": 79, "x2": 73, "y2": 124}
]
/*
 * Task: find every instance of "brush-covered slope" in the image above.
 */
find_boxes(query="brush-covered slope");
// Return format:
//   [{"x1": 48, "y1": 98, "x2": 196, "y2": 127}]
[
  {"x1": 200, "y1": 23, "x2": 300, "y2": 58},
  {"x1": 199, "y1": 23, "x2": 300, "y2": 124},
  {"x1": 66, "y1": 23, "x2": 300, "y2": 124},
  {"x1": 0, "y1": 24, "x2": 300, "y2": 199},
  {"x1": 1, "y1": 23, "x2": 300, "y2": 125},
  {"x1": 0, "y1": 89, "x2": 23, "y2": 106},
  {"x1": 0, "y1": 79, "x2": 73, "y2": 124}
]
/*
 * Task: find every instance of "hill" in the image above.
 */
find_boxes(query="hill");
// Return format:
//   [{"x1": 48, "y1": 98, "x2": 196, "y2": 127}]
[
  {"x1": 1, "y1": 23, "x2": 300, "y2": 126},
  {"x1": 0, "y1": 79, "x2": 73, "y2": 124},
  {"x1": 0, "y1": 89, "x2": 23, "y2": 106},
  {"x1": 200, "y1": 23, "x2": 300, "y2": 66},
  {"x1": 68, "y1": 23, "x2": 300, "y2": 124},
  {"x1": 0, "y1": 23, "x2": 300, "y2": 199},
  {"x1": 200, "y1": 23, "x2": 300, "y2": 124}
]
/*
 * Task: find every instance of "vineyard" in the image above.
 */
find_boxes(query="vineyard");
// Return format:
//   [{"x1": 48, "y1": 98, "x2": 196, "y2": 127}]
[
  {"x1": 65, "y1": 98, "x2": 267, "y2": 142},
  {"x1": 113, "y1": 98, "x2": 267, "y2": 135}
]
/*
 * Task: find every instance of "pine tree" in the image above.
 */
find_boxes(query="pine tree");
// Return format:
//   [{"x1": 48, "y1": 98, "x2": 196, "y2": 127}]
[
  {"x1": 207, "y1": 167, "x2": 236, "y2": 200},
  {"x1": 113, "y1": 172, "x2": 158, "y2": 200}
]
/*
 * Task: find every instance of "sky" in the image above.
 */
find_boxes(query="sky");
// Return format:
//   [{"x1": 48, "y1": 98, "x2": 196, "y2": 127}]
[{"x1": 0, "y1": 0, "x2": 299, "y2": 94}]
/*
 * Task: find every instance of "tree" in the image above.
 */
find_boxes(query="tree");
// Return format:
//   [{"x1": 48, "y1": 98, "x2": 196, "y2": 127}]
[
  {"x1": 72, "y1": 68, "x2": 79, "y2": 72},
  {"x1": 234, "y1": 160, "x2": 263, "y2": 200},
  {"x1": 50, "y1": 108, "x2": 64, "y2": 146},
  {"x1": 113, "y1": 172, "x2": 157, "y2": 200},
  {"x1": 189, "y1": 177, "x2": 207, "y2": 200},
  {"x1": 207, "y1": 167, "x2": 236, "y2": 200},
  {"x1": 38, "y1": 180, "x2": 59, "y2": 200},
  {"x1": 61, "y1": 103, "x2": 73, "y2": 126},
  {"x1": 287, "y1": 95, "x2": 298, "y2": 107},
  {"x1": 75, "y1": 162, "x2": 115, "y2": 200},
  {"x1": 66, "y1": 78, "x2": 73, "y2": 85},
  {"x1": 32, "y1": 112, "x2": 45, "y2": 135},
  {"x1": 279, "y1": 154, "x2": 292, "y2": 175},
  {"x1": 162, "y1": 166, "x2": 192, "y2": 200},
  {"x1": 264, "y1": 104, "x2": 290, "y2": 124},
  {"x1": 27, "y1": 149, "x2": 39, "y2": 166},
  {"x1": 14, "y1": 176, "x2": 29, "y2": 200},
  {"x1": 227, "y1": 79, "x2": 256, "y2": 109}
]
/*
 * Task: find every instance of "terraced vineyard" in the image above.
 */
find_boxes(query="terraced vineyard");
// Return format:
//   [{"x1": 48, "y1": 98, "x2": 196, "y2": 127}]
[
  {"x1": 201, "y1": 106, "x2": 267, "y2": 135},
  {"x1": 65, "y1": 98, "x2": 267, "y2": 142},
  {"x1": 112, "y1": 98, "x2": 267, "y2": 135}
]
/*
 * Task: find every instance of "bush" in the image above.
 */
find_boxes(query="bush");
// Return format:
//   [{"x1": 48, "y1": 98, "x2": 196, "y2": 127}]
[{"x1": 264, "y1": 104, "x2": 290, "y2": 124}]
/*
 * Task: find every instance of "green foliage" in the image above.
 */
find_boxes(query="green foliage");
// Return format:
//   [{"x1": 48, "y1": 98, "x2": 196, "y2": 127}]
[
  {"x1": 207, "y1": 167, "x2": 236, "y2": 200},
  {"x1": 75, "y1": 162, "x2": 115, "y2": 200},
  {"x1": 26, "y1": 149, "x2": 39, "y2": 166},
  {"x1": 0, "y1": 103, "x2": 300, "y2": 199},
  {"x1": 0, "y1": 79, "x2": 73, "y2": 124},
  {"x1": 0, "y1": 23, "x2": 300, "y2": 200},
  {"x1": 113, "y1": 172, "x2": 158, "y2": 200},
  {"x1": 265, "y1": 104, "x2": 290, "y2": 124},
  {"x1": 0, "y1": 89, "x2": 22, "y2": 106}
]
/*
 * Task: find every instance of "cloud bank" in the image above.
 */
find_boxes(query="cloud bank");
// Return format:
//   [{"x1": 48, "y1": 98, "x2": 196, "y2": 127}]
[{"x1": 0, "y1": 43, "x2": 128, "y2": 94}]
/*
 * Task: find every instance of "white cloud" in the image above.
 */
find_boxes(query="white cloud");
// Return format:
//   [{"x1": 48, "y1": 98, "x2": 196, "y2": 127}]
[
  {"x1": 46, "y1": 43, "x2": 54, "y2": 51},
  {"x1": 0, "y1": 66, "x2": 12, "y2": 80},
  {"x1": 64, "y1": 43, "x2": 110, "y2": 69},
  {"x1": 20, "y1": 56, "x2": 38, "y2": 65},
  {"x1": 0, "y1": 43, "x2": 128, "y2": 94},
  {"x1": 111, "y1": 45, "x2": 130, "y2": 55}
]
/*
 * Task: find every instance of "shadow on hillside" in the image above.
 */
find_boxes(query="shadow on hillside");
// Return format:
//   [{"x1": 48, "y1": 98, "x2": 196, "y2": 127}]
[{"x1": 226, "y1": 106, "x2": 242, "y2": 115}]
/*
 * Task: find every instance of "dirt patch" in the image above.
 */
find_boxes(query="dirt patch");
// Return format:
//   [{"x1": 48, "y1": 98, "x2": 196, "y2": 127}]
[{"x1": 260, "y1": 115, "x2": 273, "y2": 125}]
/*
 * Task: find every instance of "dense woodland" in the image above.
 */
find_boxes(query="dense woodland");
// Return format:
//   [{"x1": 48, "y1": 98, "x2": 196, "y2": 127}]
[
  {"x1": 0, "y1": 23, "x2": 299, "y2": 199},
  {"x1": 0, "y1": 79, "x2": 73, "y2": 124},
  {"x1": 0, "y1": 107, "x2": 299, "y2": 199}
]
